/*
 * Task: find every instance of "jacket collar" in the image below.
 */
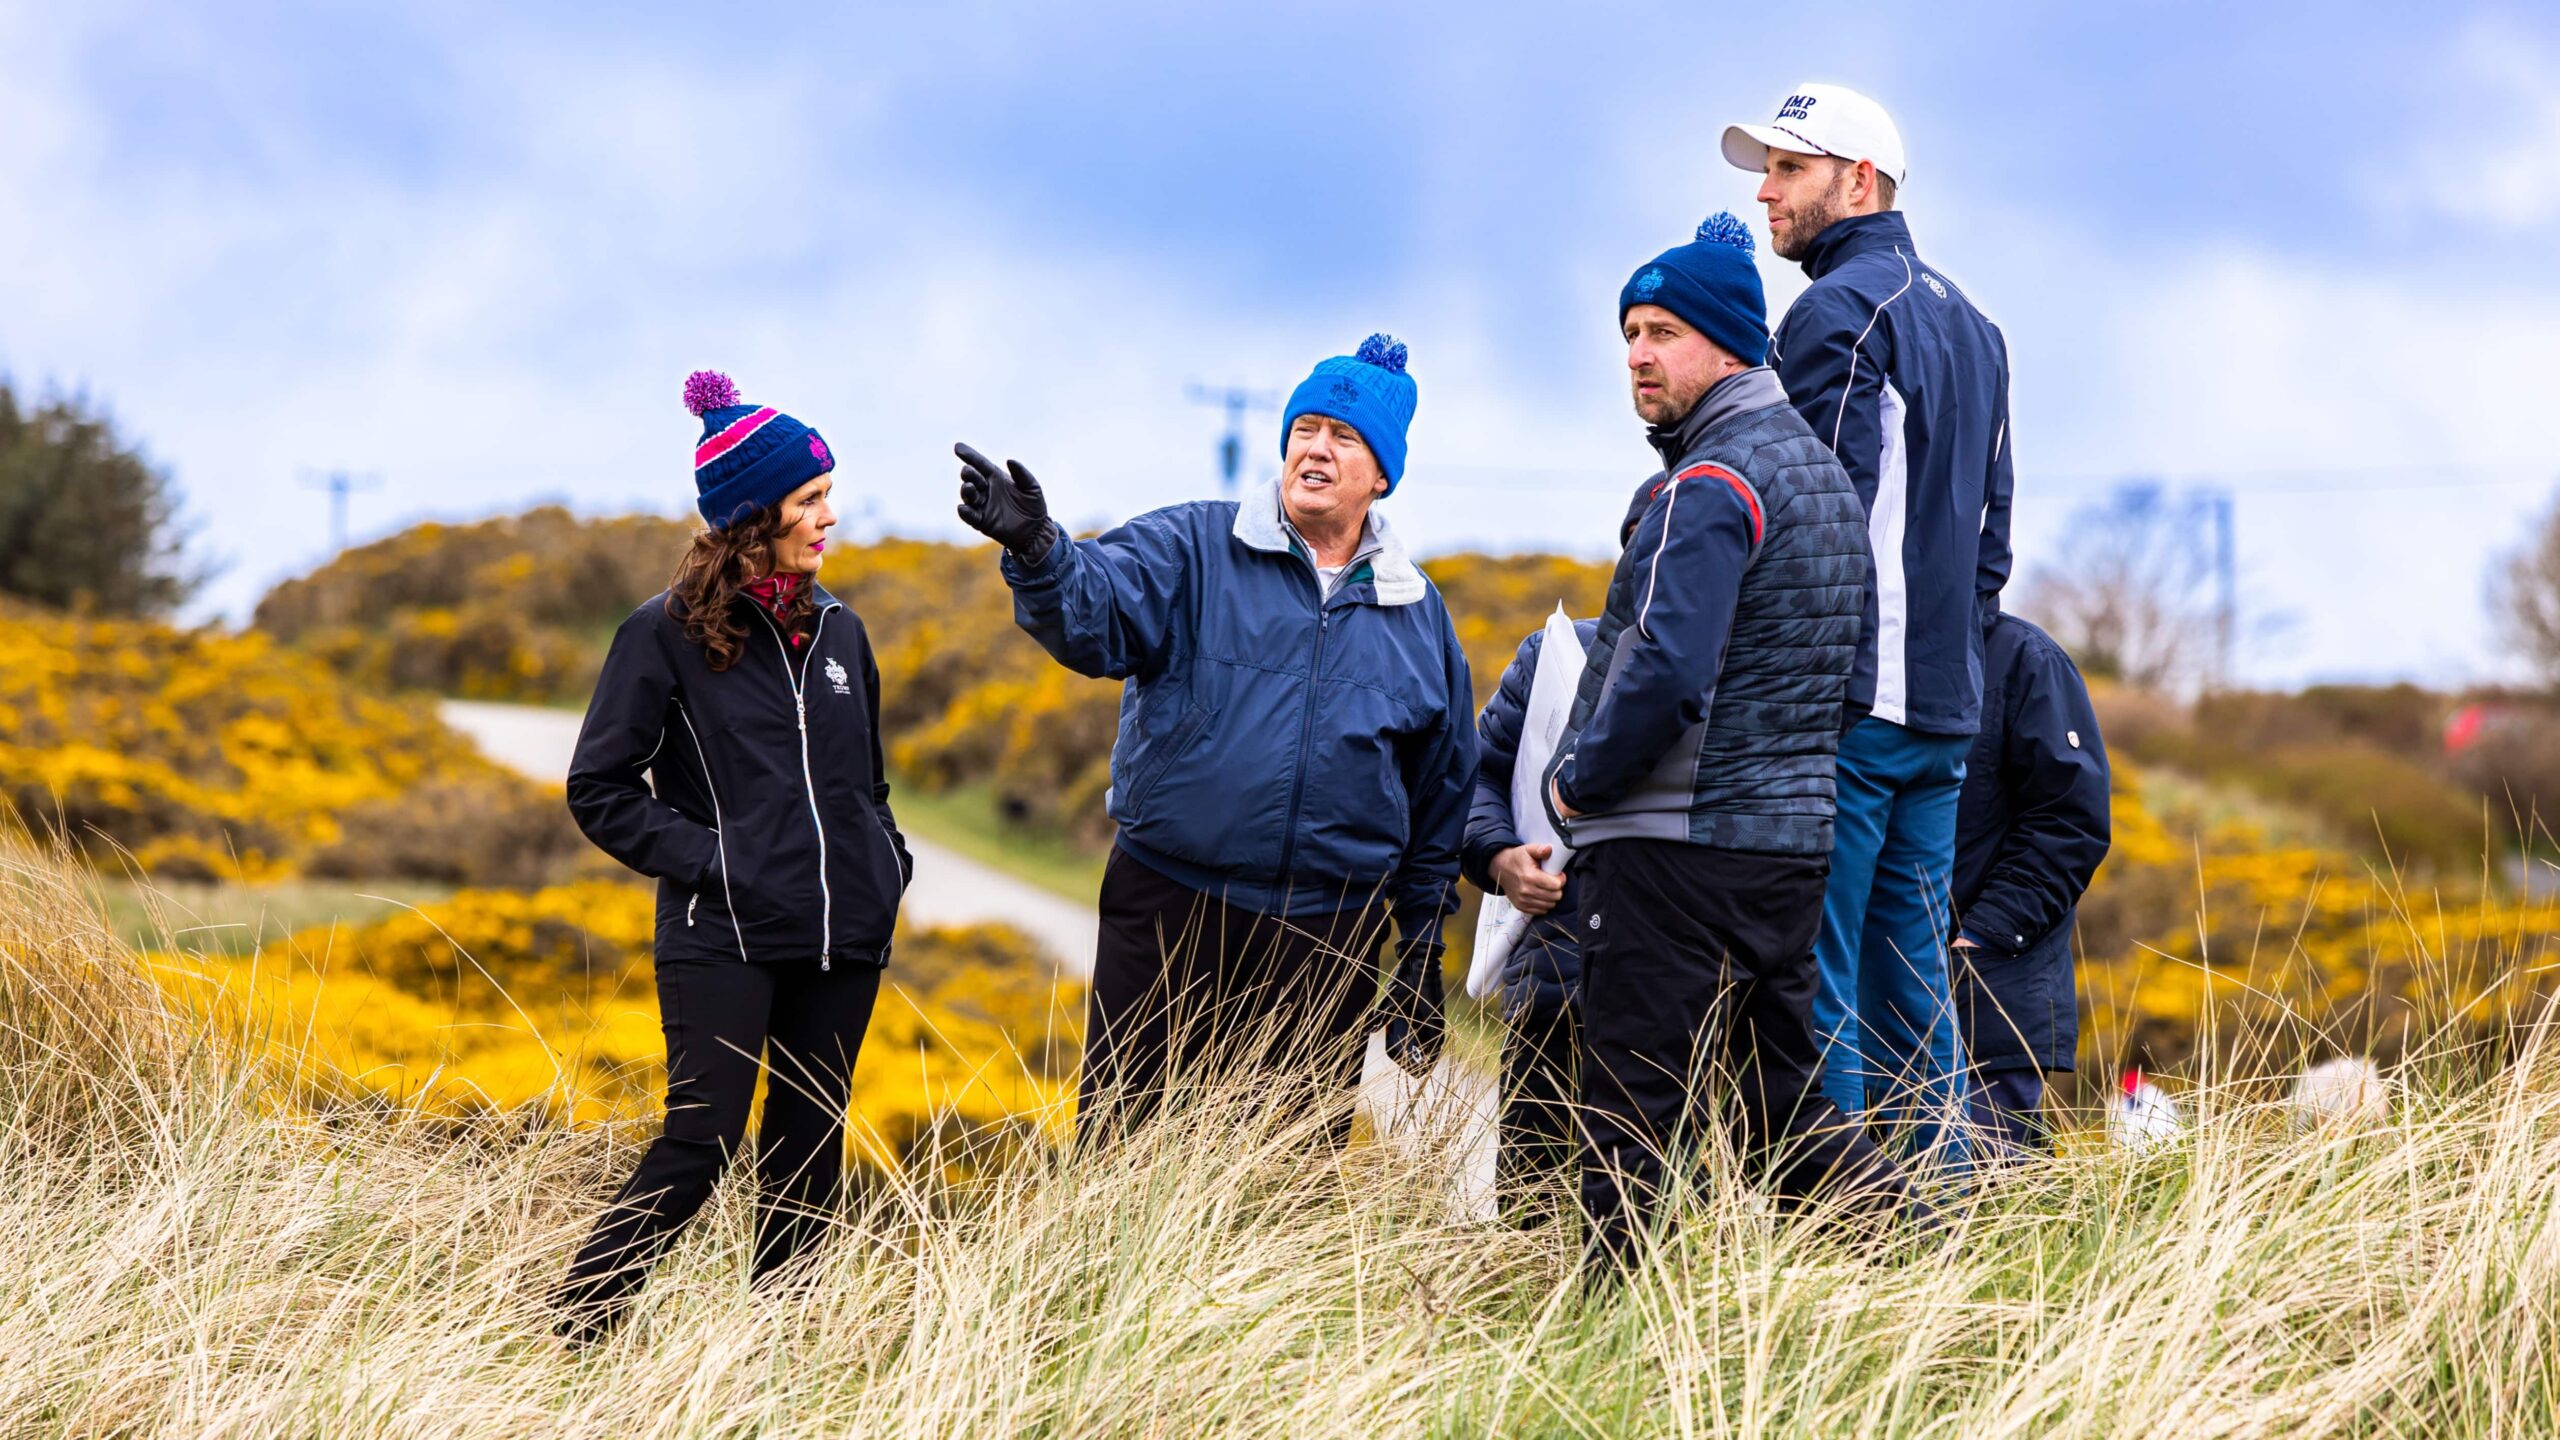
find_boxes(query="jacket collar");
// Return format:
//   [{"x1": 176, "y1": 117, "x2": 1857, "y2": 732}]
[
  {"x1": 1798, "y1": 209, "x2": 1913, "y2": 281},
  {"x1": 1645, "y1": 366, "x2": 1789, "y2": 469},
  {"x1": 1232, "y1": 477, "x2": 1427, "y2": 606}
]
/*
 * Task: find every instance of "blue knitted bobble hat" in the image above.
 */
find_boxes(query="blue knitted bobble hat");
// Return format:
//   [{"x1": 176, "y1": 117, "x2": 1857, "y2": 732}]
[
  {"x1": 1279, "y1": 333, "x2": 1420, "y2": 495},
  {"x1": 1618, "y1": 211, "x2": 1770, "y2": 366},
  {"x1": 684, "y1": 369, "x2": 836, "y2": 530}
]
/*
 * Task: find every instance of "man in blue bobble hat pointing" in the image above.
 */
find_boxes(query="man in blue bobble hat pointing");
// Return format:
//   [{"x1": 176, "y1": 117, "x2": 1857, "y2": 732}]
[
  {"x1": 952, "y1": 336, "x2": 1477, "y2": 1143},
  {"x1": 1543, "y1": 215, "x2": 1926, "y2": 1269}
]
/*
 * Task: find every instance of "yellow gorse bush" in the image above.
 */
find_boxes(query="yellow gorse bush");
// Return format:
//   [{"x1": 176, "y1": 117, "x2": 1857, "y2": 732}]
[
  {"x1": 150, "y1": 880, "x2": 1082, "y2": 1165},
  {"x1": 2073, "y1": 760, "x2": 2560, "y2": 1075},
  {"x1": 0, "y1": 599, "x2": 522, "y2": 882}
]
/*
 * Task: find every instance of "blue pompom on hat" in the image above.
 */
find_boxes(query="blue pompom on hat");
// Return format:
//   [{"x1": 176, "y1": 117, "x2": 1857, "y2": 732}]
[
  {"x1": 1619, "y1": 212, "x2": 1770, "y2": 367},
  {"x1": 683, "y1": 370, "x2": 836, "y2": 529},
  {"x1": 1279, "y1": 333, "x2": 1419, "y2": 495}
]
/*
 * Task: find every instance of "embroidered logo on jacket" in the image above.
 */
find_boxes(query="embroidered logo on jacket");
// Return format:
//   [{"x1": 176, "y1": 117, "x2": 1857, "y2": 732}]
[
  {"x1": 824, "y1": 657, "x2": 852, "y2": 695},
  {"x1": 1922, "y1": 273, "x2": 1949, "y2": 299}
]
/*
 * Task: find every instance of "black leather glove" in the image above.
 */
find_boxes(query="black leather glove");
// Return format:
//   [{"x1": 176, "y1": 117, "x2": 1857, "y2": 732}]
[
  {"x1": 1382, "y1": 940, "x2": 1446, "y2": 1079},
  {"x1": 955, "y1": 442, "x2": 1060, "y2": 564}
]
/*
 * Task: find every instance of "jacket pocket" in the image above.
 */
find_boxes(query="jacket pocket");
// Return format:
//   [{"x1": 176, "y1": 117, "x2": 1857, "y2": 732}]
[{"x1": 1121, "y1": 699, "x2": 1218, "y2": 819}]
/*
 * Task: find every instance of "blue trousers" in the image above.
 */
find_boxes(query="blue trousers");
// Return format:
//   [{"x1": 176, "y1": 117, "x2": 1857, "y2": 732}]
[
  {"x1": 1815, "y1": 715, "x2": 1971, "y2": 1168},
  {"x1": 1969, "y1": 1065, "x2": 2048, "y2": 1156}
]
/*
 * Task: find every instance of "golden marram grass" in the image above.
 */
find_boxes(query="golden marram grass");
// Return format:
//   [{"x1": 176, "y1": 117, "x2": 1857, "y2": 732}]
[{"x1": 4, "y1": 824, "x2": 2560, "y2": 1438}]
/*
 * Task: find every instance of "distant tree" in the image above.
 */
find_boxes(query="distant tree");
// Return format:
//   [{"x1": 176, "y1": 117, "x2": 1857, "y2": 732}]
[
  {"x1": 2489, "y1": 485, "x2": 2560, "y2": 690},
  {"x1": 0, "y1": 381, "x2": 206, "y2": 615},
  {"x1": 2015, "y1": 482, "x2": 2219, "y2": 692}
]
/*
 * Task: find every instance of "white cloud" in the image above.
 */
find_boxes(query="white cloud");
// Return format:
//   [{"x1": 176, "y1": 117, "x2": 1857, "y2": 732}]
[{"x1": 2371, "y1": 17, "x2": 2560, "y2": 233}]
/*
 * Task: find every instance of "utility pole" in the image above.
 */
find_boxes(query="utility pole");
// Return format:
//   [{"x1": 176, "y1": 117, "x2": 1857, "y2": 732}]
[
  {"x1": 301, "y1": 470, "x2": 382, "y2": 554},
  {"x1": 1185, "y1": 384, "x2": 1279, "y2": 497},
  {"x1": 2205, "y1": 487, "x2": 2236, "y2": 690}
]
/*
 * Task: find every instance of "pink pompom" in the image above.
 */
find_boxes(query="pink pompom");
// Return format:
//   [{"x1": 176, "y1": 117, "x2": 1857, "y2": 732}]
[{"x1": 683, "y1": 370, "x2": 740, "y2": 416}]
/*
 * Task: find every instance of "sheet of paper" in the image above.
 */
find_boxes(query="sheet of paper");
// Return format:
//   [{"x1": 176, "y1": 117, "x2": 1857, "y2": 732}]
[{"x1": 1464, "y1": 604, "x2": 1585, "y2": 1000}]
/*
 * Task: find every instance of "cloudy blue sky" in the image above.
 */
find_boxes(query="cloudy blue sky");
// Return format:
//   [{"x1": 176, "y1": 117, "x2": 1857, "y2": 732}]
[{"x1": 2, "y1": 1, "x2": 2554, "y2": 686}]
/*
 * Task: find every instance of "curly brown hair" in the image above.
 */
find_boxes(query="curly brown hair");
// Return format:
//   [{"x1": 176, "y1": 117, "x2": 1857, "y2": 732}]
[{"x1": 669, "y1": 503, "x2": 815, "y2": 672}]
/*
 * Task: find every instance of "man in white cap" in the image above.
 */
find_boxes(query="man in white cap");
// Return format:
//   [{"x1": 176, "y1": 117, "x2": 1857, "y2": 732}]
[{"x1": 1724, "y1": 84, "x2": 2017, "y2": 1172}]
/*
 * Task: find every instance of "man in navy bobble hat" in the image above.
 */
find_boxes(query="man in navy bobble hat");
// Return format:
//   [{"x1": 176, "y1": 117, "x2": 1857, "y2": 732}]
[
  {"x1": 950, "y1": 335, "x2": 1475, "y2": 1146},
  {"x1": 1543, "y1": 213, "x2": 1926, "y2": 1271}
]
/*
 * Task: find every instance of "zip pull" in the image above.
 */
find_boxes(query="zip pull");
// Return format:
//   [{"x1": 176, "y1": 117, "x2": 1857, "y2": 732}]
[
  {"x1": 687, "y1": 894, "x2": 699, "y2": 927},
  {"x1": 821, "y1": 954, "x2": 831, "y2": 972}
]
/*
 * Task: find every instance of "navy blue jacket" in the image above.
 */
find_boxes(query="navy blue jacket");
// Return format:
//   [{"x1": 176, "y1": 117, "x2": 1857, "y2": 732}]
[
  {"x1": 1543, "y1": 367, "x2": 1873, "y2": 856},
  {"x1": 1773, "y1": 210, "x2": 2015, "y2": 738},
  {"x1": 1000, "y1": 480, "x2": 1475, "y2": 964},
  {"x1": 1461, "y1": 620, "x2": 1599, "y2": 1017},
  {"x1": 1952, "y1": 613, "x2": 2109, "y2": 1071}
]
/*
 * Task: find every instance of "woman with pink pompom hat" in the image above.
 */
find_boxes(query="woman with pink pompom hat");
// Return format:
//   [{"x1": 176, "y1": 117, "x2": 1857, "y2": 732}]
[{"x1": 550, "y1": 370, "x2": 910, "y2": 1343}]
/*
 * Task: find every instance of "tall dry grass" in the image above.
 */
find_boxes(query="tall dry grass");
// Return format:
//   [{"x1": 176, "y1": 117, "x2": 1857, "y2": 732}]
[{"x1": 5, "y1": 824, "x2": 2560, "y2": 1437}]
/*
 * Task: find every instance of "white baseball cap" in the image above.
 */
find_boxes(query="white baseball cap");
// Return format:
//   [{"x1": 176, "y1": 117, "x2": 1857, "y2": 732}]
[{"x1": 1722, "y1": 83, "x2": 1908, "y2": 187}]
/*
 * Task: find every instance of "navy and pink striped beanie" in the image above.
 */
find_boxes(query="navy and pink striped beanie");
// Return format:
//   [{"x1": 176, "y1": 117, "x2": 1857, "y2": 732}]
[{"x1": 683, "y1": 370, "x2": 835, "y2": 529}]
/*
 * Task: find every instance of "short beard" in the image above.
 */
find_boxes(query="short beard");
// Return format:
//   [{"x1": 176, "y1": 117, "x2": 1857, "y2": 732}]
[
  {"x1": 1632, "y1": 373, "x2": 1710, "y2": 427},
  {"x1": 1771, "y1": 180, "x2": 1852, "y2": 261}
]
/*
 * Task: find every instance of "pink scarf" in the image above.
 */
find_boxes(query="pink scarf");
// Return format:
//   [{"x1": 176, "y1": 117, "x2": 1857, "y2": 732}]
[{"x1": 743, "y1": 571, "x2": 810, "y2": 647}]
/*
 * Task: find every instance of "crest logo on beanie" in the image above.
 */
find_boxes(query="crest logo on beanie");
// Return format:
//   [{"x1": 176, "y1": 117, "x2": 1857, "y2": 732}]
[
  {"x1": 809, "y1": 434, "x2": 831, "y2": 466},
  {"x1": 1632, "y1": 268, "x2": 1665, "y2": 301},
  {"x1": 1329, "y1": 376, "x2": 1361, "y2": 406}
]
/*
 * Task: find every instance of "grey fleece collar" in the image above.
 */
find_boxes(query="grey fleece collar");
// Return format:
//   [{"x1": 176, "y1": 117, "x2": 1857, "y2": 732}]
[
  {"x1": 1232, "y1": 476, "x2": 1428, "y2": 607},
  {"x1": 1645, "y1": 365, "x2": 1789, "y2": 469}
]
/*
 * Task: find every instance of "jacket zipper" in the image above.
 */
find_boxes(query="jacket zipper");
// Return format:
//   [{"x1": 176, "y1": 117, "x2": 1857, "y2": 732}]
[
  {"x1": 754, "y1": 603, "x2": 838, "y2": 971},
  {"x1": 1272, "y1": 574, "x2": 1333, "y2": 887}
]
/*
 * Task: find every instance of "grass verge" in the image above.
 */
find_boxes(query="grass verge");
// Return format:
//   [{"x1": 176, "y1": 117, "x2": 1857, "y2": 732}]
[{"x1": 884, "y1": 774, "x2": 1109, "y2": 904}]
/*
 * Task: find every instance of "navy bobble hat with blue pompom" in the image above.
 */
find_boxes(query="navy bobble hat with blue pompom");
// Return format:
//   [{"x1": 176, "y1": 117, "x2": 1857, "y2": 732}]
[
  {"x1": 683, "y1": 370, "x2": 836, "y2": 530},
  {"x1": 1280, "y1": 333, "x2": 1419, "y2": 495},
  {"x1": 1621, "y1": 212, "x2": 1770, "y2": 366}
]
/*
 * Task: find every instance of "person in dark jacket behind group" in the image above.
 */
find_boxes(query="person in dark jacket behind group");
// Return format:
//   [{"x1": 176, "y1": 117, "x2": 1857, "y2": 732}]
[
  {"x1": 552, "y1": 372, "x2": 911, "y2": 1343},
  {"x1": 1952, "y1": 610, "x2": 2109, "y2": 1152},
  {"x1": 1726, "y1": 85, "x2": 2016, "y2": 1167},
  {"x1": 1464, "y1": 614, "x2": 1600, "y2": 1222},
  {"x1": 951, "y1": 335, "x2": 1476, "y2": 1141},
  {"x1": 1543, "y1": 214, "x2": 1922, "y2": 1270}
]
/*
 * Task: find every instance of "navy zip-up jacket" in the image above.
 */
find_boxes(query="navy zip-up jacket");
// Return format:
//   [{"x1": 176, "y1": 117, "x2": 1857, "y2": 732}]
[
  {"x1": 999, "y1": 478, "x2": 1475, "y2": 966},
  {"x1": 569, "y1": 588, "x2": 913, "y2": 969},
  {"x1": 1773, "y1": 210, "x2": 2015, "y2": 737},
  {"x1": 1952, "y1": 612, "x2": 2109, "y2": 1071},
  {"x1": 1542, "y1": 367, "x2": 1873, "y2": 855},
  {"x1": 1461, "y1": 619, "x2": 1599, "y2": 1016}
]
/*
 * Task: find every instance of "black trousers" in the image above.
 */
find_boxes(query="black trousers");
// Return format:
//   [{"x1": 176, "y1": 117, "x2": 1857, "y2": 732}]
[
  {"x1": 1577, "y1": 839, "x2": 1920, "y2": 1268},
  {"x1": 555, "y1": 951, "x2": 882, "y2": 1336},
  {"x1": 1498, "y1": 985, "x2": 1580, "y2": 1224},
  {"x1": 1081, "y1": 848, "x2": 1386, "y2": 1141}
]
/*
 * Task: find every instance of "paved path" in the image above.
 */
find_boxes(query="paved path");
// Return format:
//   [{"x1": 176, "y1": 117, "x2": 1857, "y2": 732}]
[
  {"x1": 440, "y1": 698, "x2": 1497, "y2": 1217},
  {"x1": 439, "y1": 700, "x2": 1098, "y2": 978}
]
